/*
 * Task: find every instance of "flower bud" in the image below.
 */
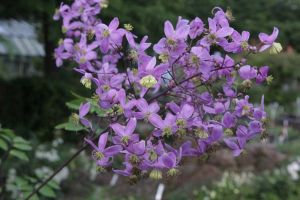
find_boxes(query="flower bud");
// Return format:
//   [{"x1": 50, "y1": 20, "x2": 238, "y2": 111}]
[{"x1": 140, "y1": 75, "x2": 157, "y2": 88}]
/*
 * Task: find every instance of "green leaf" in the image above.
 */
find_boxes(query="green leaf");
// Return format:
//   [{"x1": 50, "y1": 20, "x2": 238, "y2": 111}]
[
  {"x1": 39, "y1": 185, "x2": 56, "y2": 198},
  {"x1": 0, "y1": 133, "x2": 12, "y2": 142},
  {"x1": 13, "y1": 136, "x2": 30, "y2": 144},
  {"x1": 55, "y1": 121, "x2": 85, "y2": 132},
  {"x1": 0, "y1": 128, "x2": 15, "y2": 137},
  {"x1": 13, "y1": 143, "x2": 32, "y2": 151},
  {"x1": 66, "y1": 99, "x2": 84, "y2": 110},
  {"x1": 47, "y1": 181, "x2": 60, "y2": 190},
  {"x1": 10, "y1": 149, "x2": 29, "y2": 161},
  {"x1": 0, "y1": 138, "x2": 8, "y2": 151}
]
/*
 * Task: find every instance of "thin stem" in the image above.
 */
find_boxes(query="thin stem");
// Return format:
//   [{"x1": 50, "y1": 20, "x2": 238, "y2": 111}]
[{"x1": 24, "y1": 127, "x2": 109, "y2": 200}]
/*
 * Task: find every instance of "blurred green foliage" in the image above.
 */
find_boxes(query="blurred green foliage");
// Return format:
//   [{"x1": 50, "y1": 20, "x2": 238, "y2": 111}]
[
  {"x1": 0, "y1": 127, "x2": 60, "y2": 200},
  {"x1": 0, "y1": 72, "x2": 90, "y2": 140}
]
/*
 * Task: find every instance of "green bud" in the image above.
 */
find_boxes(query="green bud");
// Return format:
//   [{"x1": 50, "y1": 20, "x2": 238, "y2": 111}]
[
  {"x1": 81, "y1": 77, "x2": 92, "y2": 89},
  {"x1": 140, "y1": 75, "x2": 157, "y2": 88}
]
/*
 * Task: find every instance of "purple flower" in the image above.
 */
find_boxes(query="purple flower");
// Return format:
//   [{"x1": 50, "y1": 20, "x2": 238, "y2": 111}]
[
  {"x1": 79, "y1": 102, "x2": 92, "y2": 128},
  {"x1": 259, "y1": 27, "x2": 279, "y2": 52},
  {"x1": 189, "y1": 17, "x2": 204, "y2": 39},
  {"x1": 96, "y1": 17, "x2": 125, "y2": 53},
  {"x1": 135, "y1": 98, "x2": 160, "y2": 120},
  {"x1": 225, "y1": 31, "x2": 250, "y2": 53},
  {"x1": 239, "y1": 65, "x2": 257, "y2": 80},
  {"x1": 222, "y1": 112, "x2": 236, "y2": 128},
  {"x1": 149, "y1": 113, "x2": 177, "y2": 137},
  {"x1": 256, "y1": 66, "x2": 269, "y2": 83},
  {"x1": 85, "y1": 132, "x2": 123, "y2": 166},
  {"x1": 201, "y1": 18, "x2": 233, "y2": 47},
  {"x1": 224, "y1": 137, "x2": 245, "y2": 156},
  {"x1": 111, "y1": 118, "x2": 139, "y2": 145}
]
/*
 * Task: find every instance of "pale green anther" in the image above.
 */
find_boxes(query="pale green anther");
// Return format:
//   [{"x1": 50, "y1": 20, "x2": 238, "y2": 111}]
[
  {"x1": 121, "y1": 136, "x2": 130, "y2": 145},
  {"x1": 62, "y1": 26, "x2": 67, "y2": 34},
  {"x1": 79, "y1": 57, "x2": 87, "y2": 64},
  {"x1": 167, "y1": 38, "x2": 176, "y2": 46},
  {"x1": 208, "y1": 34, "x2": 217, "y2": 42},
  {"x1": 149, "y1": 170, "x2": 162, "y2": 180},
  {"x1": 195, "y1": 129, "x2": 209, "y2": 139},
  {"x1": 149, "y1": 150, "x2": 158, "y2": 161},
  {"x1": 70, "y1": 113, "x2": 80, "y2": 124},
  {"x1": 81, "y1": 77, "x2": 92, "y2": 89},
  {"x1": 167, "y1": 168, "x2": 179, "y2": 177},
  {"x1": 242, "y1": 105, "x2": 250, "y2": 116},
  {"x1": 102, "y1": 29, "x2": 110, "y2": 37},
  {"x1": 58, "y1": 39, "x2": 63, "y2": 45},
  {"x1": 241, "y1": 41, "x2": 249, "y2": 50},
  {"x1": 266, "y1": 75, "x2": 274, "y2": 85},
  {"x1": 241, "y1": 79, "x2": 253, "y2": 89},
  {"x1": 159, "y1": 53, "x2": 169, "y2": 63},
  {"x1": 140, "y1": 75, "x2": 157, "y2": 88},
  {"x1": 191, "y1": 54, "x2": 200, "y2": 65},
  {"x1": 162, "y1": 127, "x2": 172, "y2": 137},
  {"x1": 269, "y1": 42, "x2": 282, "y2": 54},
  {"x1": 176, "y1": 119, "x2": 186, "y2": 127},
  {"x1": 93, "y1": 151, "x2": 104, "y2": 160},
  {"x1": 88, "y1": 30, "x2": 95, "y2": 40},
  {"x1": 102, "y1": 84, "x2": 110, "y2": 91},
  {"x1": 124, "y1": 23, "x2": 134, "y2": 31},
  {"x1": 177, "y1": 128, "x2": 187, "y2": 136},
  {"x1": 100, "y1": 0, "x2": 109, "y2": 8},
  {"x1": 132, "y1": 68, "x2": 138, "y2": 76},
  {"x1": 225, "y1": 128, "x2": 234, "y2": 136},
  {"x1": 91, "y1": 93, "x2": 100, "y2": 101},
  {"x1": 129, "y1": 49, "x2": 138, "y2": 60},
  {"x1": 130, "y1": 155, "x2": 139, "y2": 164},
  {"x1": 225, "y1": 7, "x2": 235, "y2": 21},
  {"x1": 96, "y1": 166, "x2": 106, "y2": 172}
]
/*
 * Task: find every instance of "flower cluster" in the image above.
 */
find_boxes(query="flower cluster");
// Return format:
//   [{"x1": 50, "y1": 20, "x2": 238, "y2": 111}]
[{"x1": 54, "y1": 1, "x2": 281, "y2": 180}]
